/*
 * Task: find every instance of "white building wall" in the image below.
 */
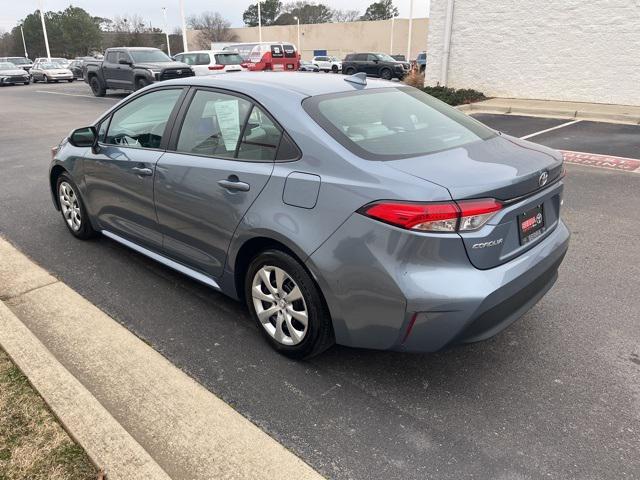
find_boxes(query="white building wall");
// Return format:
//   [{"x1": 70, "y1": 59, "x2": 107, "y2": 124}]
[{"x1": 426, "y1": 0, "x2": 640, "y2": 106}]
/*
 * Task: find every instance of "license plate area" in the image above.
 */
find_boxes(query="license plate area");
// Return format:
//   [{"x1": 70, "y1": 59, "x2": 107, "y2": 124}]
[{"x1": 518, "y1": 204, "x2": 545, "y2": 245}]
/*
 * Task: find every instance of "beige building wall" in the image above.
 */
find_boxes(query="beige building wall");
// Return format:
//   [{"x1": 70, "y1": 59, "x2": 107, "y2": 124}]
[{"x1": 189, "y1": 18, "x2": 428, "y2": 61}]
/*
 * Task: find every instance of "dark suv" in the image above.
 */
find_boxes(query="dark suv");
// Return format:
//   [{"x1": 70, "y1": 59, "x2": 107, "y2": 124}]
[{"x1": 342, "y1": 53, "x2": 410, "y2": 80}]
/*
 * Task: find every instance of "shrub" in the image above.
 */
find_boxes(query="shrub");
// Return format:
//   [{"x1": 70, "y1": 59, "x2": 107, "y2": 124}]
[{"x1": 421, "y1": 86, "x2": 487, "y2": 106}]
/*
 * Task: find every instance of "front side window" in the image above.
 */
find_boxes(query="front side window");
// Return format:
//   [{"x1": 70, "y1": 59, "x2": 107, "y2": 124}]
[
  {"x1": 105, "y1": 88, "x2": 182, "y2": 149},
  {"x1": 117, "y1": 52, "x2": 131, "y2": 64},
  {"x1": 303, "y1": 87, "x2": 495, "y2": 160},
  {"x1": 177, "y1": 90, "x2": 252, "y2": 158}
]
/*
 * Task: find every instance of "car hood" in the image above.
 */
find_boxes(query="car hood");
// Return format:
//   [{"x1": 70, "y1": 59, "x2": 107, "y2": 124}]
[
  {"x1": 0, "y1": 68, "x2": 28, "y2": 75},
  {"x1": 134, "y1": 61, "x2": 191, "y2": 70},
  {"x1": 385, "y1": 134, "x2": 564, "y2": 201}
]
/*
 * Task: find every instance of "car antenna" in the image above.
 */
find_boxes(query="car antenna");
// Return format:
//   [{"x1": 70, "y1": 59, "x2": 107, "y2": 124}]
[{"x1": 344, "y1": 72, "x2": 367, "y2": 86}]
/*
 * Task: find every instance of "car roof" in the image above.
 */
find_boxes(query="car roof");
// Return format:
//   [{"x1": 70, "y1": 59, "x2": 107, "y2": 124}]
[
  {"x1": 161, "y1": 71, "x2": 397, "y2": 97},
  {"x1": 176, "y1": 50, "x2": 232, "y2": 55}
]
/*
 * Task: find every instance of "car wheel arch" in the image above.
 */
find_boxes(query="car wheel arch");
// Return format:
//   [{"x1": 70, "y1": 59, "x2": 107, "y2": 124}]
[{"x1": 50, "y1": 165, "x2": 69, "y2": 210}]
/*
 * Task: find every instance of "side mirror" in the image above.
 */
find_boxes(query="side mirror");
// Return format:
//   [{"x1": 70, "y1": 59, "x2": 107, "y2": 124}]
[
  {"x1": 118, "y1": 58, "x2": 131, "y2": 66},
  {"x1": 69, "y1": 126, "x2": 97, "y2": 148},
  {"x1": 373, "y1": 58, "x2": 379, "y2": 63}
]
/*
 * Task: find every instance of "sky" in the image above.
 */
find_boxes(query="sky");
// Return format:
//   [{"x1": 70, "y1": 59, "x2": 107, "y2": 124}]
[{"x1": 0, "y1": 0, "x2": 430, "y2": 33}]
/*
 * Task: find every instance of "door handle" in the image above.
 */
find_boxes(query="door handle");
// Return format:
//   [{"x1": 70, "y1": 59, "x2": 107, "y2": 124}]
[
  {"x1": 217, "y1": 176, "x2": 250, "y2": 192},
  {"x1": 131, "y1": 166, "x2": 153, "y2": 176}
]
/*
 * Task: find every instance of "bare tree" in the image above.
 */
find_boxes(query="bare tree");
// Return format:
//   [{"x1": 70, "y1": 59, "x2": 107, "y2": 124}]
[
  {"x1": 187, "y1": 12, "x2": 238, "y2": 49},
  {"x1": 332, "y1": 9, "x2": 361, "y2": 22}
]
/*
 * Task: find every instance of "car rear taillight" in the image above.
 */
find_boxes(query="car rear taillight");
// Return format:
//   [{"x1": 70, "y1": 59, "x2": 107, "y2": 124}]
[
  {"x1": 360, "y1": 199, "x2": 503, "y2": 233},
  {"x1": 208, "y1": 65, "x2": 225, "y2": 70},
  {"x1": 456, "y1": 199, "x2": 503, "y2": 231},
  {"x1": 240, "y1": 62, "x2": 249, "y2": 68}
]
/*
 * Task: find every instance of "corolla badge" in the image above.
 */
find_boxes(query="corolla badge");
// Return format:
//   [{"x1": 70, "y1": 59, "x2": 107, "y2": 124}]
[
  {"x1": 472, "y1": 238, "x2": 504, "y2": 249},
  {"x1": 539, "y1": 171, "x2": 549, "y2": 187}
]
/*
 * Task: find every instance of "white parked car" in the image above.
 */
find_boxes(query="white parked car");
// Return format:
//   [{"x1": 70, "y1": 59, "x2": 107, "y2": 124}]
[
  {"x1": 33, "y1": 57, "x2": 71, "y2": 68},
  {"x1": 312, "y1": 56, "x2": 342, "y2": 73},
  {"x1": 173, "y1": 50, "x2": 247, "y2": 75}
]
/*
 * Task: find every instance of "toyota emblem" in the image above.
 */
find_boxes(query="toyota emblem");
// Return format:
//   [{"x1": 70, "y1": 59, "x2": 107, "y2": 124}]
[{"x1": 539, "y1": 171, "x2": 549, "y2": 187}]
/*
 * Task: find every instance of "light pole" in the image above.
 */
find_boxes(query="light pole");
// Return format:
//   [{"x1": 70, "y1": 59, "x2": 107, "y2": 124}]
[
  {"x1": 37, "y1": 0, "x2": 51, "y2": 59},
  {"x1": 179, "y1": 0, "x2": 188, "y2": 52},
  {"x1": 389, "y1": 16, "x2": 395, "y2": 54},
  {"x1": 257, "y1": 1, "x2": 262, "y2": 42},
  {"x1": 162, "y1": 7, "x2": 171, "y2": 56},
  {"x1": 406, "y1": 0, "x2": 414, "y2": 61},
  {"x1": 293, "y1": 16, "x2": 300, "y2": 55},
  {"x1": 20, "y1": 26, "x2": 28, "y2": 58}
]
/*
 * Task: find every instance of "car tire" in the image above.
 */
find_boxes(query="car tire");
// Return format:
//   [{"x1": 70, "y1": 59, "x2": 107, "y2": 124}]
[
  {"x1": 89, "y1": 76, "x2": 106, "y2": 97},
  {"x1": 68, "y1": 78, "x2": 74, "y2": 82},
  {"x1": 344, "y1": 67, "x2": 356, "y2": 75},
  {"x1": 245, "y1": 249, "x2": 334, "y2": 359},
  {"x1": 331, "y1": 65, "x2": 339, "y2": 73},
  {"x1": 43, "y1": 75, "x2": 49, "y2": 83},
  {"x1": 56, "y1": 173, "x2": 98, "y2": 240},
  {"x1": 135, "y1": 77, "x2": 150, "y2": 90},
  {"x1": 380, "y1": 68, "x2": 392, "y2": 80}
]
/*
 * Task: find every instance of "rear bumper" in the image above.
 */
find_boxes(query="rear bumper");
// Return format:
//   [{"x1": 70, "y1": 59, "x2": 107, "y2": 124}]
[
  {"x1": 400, "y1": 224, "x2": 568, "y2": 352},
  {"x1": 307, "y1": 213, "x2": 570, "y2": 352}
]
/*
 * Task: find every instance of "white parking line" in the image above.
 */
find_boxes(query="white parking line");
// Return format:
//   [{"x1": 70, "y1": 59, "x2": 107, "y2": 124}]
[
  {"x1": 520, "y1": 119, "x2": 582, "y2": 140},
  {"x1": 35, "y1": 90, "x2": 116, "y2": 101}
]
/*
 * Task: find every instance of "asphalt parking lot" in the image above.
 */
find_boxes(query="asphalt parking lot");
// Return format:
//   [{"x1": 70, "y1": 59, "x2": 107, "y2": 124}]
[{"x1": 1, "y1": 81, "x2": 639, "y2": 480}]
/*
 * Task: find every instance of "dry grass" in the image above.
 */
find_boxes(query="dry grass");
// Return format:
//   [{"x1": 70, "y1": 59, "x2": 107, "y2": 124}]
[
  {"x1": 403, "y1": 69, "x2": 426, "y2": 89},
  {"x1": 0, "y1": 349, "x2": 98, "y2": 480}
]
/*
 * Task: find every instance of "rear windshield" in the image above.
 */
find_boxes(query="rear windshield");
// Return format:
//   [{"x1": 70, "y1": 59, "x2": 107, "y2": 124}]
[
  {"x1": 214, "y1": 53, "x2": 243, "y2": 65},
  {"x1": 129, "y1": 50, "x2": 172, "y2": 63},
  {"x1": 303, "y1": 87, "x2": 495, "y2": 160}
]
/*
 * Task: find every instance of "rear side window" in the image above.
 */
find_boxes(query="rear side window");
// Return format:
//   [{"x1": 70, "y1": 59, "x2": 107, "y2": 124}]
[
  {"x1": 354, "y1": 54, "x2": 367, "y2": 61},
  {"x1": 271, "y1": 45, "x2": 284, "y2": 58},
  {"x1": 303, "y1": 87, "x2": 495, "y2": 160},
  {"x1": 104, "y1": 89, "x2": 182, "y2": 149},
  {"x1": 177, "y1": 90, "x2": 253, "y2": 159},
  {"x1": 283, "y1": 44, "x2": 296, "y2": 58},
  {"x1": 105, "y1": 51, "x2": 118, "y2": 63},
  {"x1": 237, "y1": 106, "x2": 282, "y2": 161}
]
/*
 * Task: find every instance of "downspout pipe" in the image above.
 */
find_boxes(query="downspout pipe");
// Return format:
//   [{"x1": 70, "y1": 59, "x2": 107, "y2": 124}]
[{"x1": 440, "y1": 0, "x2": 455, "y2": 86}]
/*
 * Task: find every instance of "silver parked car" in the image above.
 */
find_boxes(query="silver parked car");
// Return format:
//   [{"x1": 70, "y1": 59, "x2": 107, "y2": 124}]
[
  {"x1": 49, "y1": 73, "x2": 570, "y2": 358},
  {"x1": 31, "y1": 62, "x2": 74, "y2": 83},
  {"x1": 0, "y1": 62, "x2": 30, "y2": 85}
]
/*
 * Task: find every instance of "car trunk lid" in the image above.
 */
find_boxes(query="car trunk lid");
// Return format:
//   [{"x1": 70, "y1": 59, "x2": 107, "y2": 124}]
[{"x1": 386, "y1": 135, "x2": 565, "y2": 269}]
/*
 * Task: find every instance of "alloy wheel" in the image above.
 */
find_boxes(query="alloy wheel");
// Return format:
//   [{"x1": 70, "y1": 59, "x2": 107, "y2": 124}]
[
  {"x1": 58, "y1": 181, "x2": 82, "y2": 231},
  {"x1": 252, "y1": 266, "x2": 308, "y2": 346}
]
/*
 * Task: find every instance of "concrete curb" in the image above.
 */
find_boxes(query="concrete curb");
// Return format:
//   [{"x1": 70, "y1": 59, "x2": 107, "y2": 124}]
[
  {"x1": 457, "y1": 99, "x2": 640, "y2": 125},
  {"x1": 0, "y1": 236, "x2": 324, "y2": 480},
  {"x1": 0, "y1": 301, "x2": 173, "y2": 480}
]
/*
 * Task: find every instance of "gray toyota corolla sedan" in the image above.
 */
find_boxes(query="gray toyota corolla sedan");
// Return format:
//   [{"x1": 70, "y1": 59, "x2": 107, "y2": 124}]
[{"x1": 49, "y1": 72, "x2": 570, "y2": 358}]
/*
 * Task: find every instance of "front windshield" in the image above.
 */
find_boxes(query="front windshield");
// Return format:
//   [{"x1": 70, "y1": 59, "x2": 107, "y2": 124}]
[
  {"x1": 304, "y1": 87, "x2": 496, "y2": 160},
  {"x1": 130, "y1": 50, "x2": 172, "y2": 63},
  {"x1": 376, "y1": 53, "x2": 398, "y2": 62},
  {"x1": 8, "y1": 58, "x2": 29, "y2": 65},
  {"x1": 0, "y1": 62, "x2": 17, "y2": 69}
]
